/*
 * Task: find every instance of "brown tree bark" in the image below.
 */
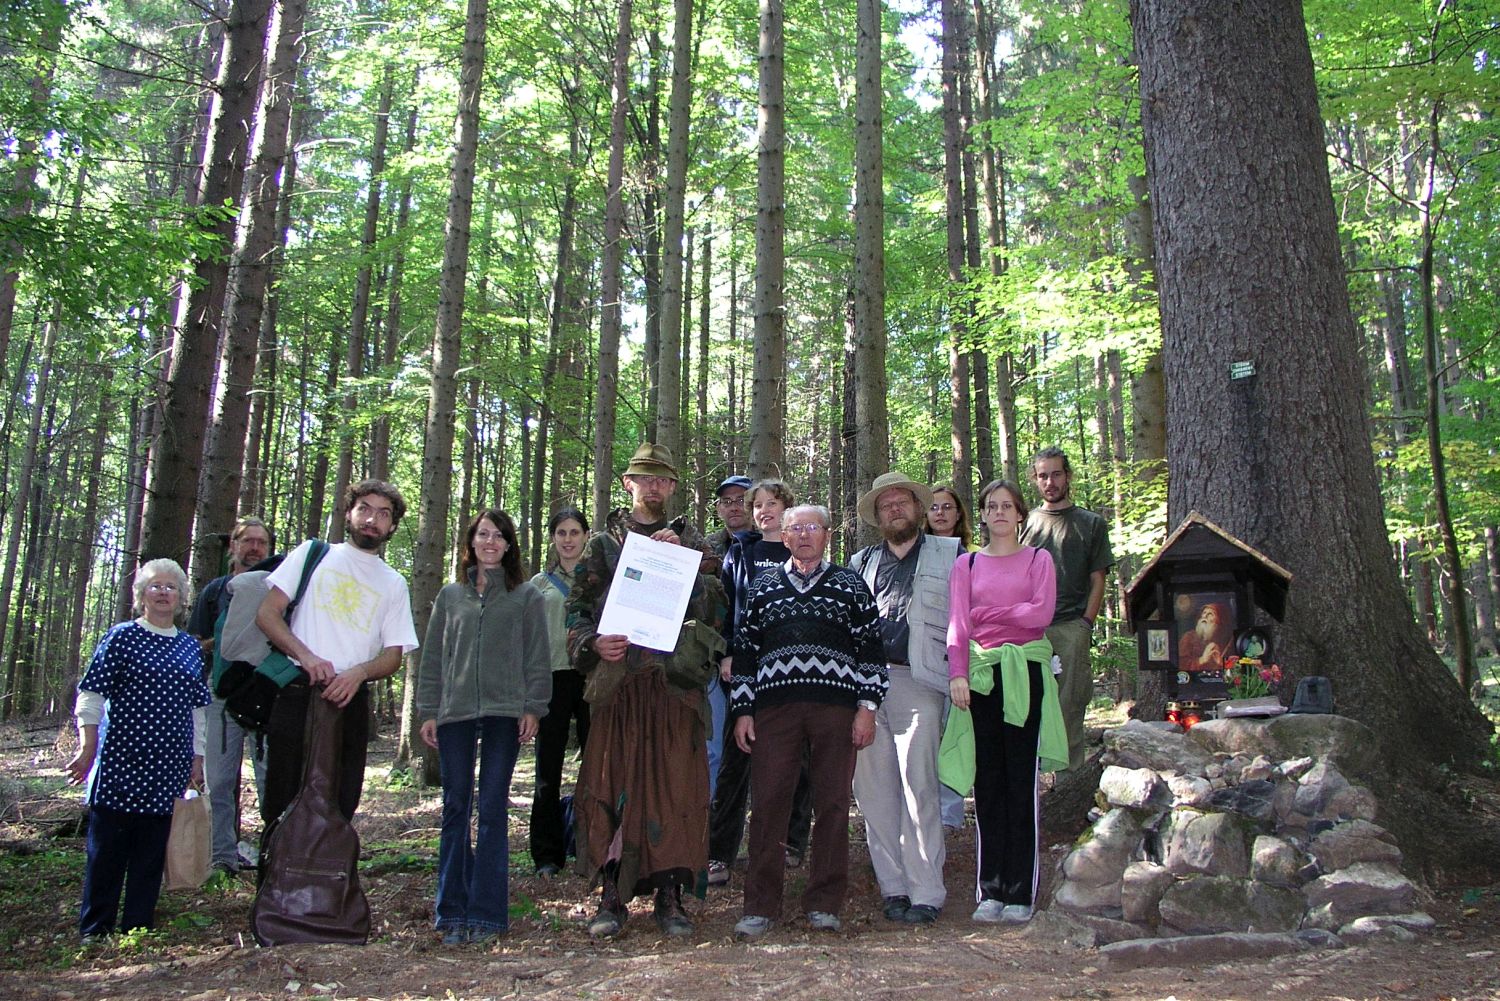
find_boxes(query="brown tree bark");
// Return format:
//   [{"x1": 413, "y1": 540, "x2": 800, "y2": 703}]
[
  {"x1": 1132, "y1": 0, "x2": 1492, "y2": 868},
  {"x1": 140, "y1": 0, "x2": 272, "y2": 565},
  {"x1": 654, "y1": 0, "x2": 695, "y2": 471},
  {"x1": 590, "y1": 0, "x2": 635, "y2": 527},
  {"x1": 195, "y1": 0, "x2": 307, "y2": 593},
  {"x1": 852, "y1": 0, "x2": 888, "y2": 544},
  {"x1": 749, "y1": 0, "x2": 786, "y2": 479},
  {"x1": 400, "y1": 0, "x2": 488, "y2": 781},
  {"x1": 941, "y1": 0, "x2": 972, "y2": 505}
]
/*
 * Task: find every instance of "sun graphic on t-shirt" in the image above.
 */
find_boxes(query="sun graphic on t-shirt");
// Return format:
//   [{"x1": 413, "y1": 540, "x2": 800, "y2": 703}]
[{"x1": 317, "y1": 571, "x2": 378, "y2": 631}]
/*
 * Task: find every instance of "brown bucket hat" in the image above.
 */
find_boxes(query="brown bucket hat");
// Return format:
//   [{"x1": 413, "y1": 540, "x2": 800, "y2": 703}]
[
  {"x1": 856, "y1": 471, "x2": 935, "y2": 528},
  {"x1": 622, "y1": 442, "x2": 679, "y2": 480}
]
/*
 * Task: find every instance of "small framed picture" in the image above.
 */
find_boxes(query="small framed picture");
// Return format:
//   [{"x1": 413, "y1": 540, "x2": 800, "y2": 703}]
[{"x1": 1138, "y1": 620, "x2": 1172, "y2": 668}]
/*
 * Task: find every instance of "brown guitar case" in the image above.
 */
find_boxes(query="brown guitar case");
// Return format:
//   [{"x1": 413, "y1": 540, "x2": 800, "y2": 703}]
[{"x1": 250, "y1": 694, "x2": 370, "y2": 945}]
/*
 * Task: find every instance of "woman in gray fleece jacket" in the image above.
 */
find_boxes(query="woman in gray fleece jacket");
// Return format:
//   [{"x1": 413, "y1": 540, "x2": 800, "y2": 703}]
[{"x1": 417, "y1": 509, "x2": 551, "y2": 945}]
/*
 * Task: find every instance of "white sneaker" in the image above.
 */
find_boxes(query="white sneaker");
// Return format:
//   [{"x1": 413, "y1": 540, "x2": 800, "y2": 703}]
[
  {"x1": 707, "y1": 859, "x2": 730, "y2": 886},
  {"x1": 806, "y1": 911, "x2": 841, "y2": 931},
  {"x1": 1000, "y1": 904, "x2": 1034, "y2": 924},
  {"x1": 734, "y1": 915, "x2": 772, "y2": 940},
  {"x1": 972, "y1": 899, "x2": 1006, "y2": 923}
]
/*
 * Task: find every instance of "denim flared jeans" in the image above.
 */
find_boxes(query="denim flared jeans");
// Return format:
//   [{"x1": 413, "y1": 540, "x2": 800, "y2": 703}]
[{"x1": 436, "y1": 716, "x2": 519, "y2": 933}]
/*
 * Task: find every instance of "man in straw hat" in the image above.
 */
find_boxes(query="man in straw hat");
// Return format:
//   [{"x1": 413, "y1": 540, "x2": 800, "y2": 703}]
[
  {"x1": 566, "y1": 444, "x2": 724, "y2": 940},
  {"x1": 848, "y1": 472, "x2": 961, "y2": 925}
]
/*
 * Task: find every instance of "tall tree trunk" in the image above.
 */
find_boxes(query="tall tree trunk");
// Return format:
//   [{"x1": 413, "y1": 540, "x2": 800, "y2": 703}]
[
  {"x1": 654, "y1": 0, "x2": 695, "y2": 470},
  {"x1": 140, "y1": 0, "x2": 273, "y2": 565},
  {"x1": 195, "y1": 0, "x2": 306, "y2": 593},
  {"x1": 331, "y1": 64, "x2": 395, "y2": 544},
  {"x1": 695, "y1": 227, "x2": 711, "y2": 529},
  {"x1": 1415, "y1": 99, "x2": 1474, "y2": 694},
  {"x1": 66, "y1": 383, "x2": 112, "y2": 694},
  {"x1": 852, "y1": 0, "x2": 888, "y2": 541},
  {"x1": 959, "y1": 19, "x2": 991, "y2": 489},
  {"x1": 0, "y1": 5, "x2": 62, "y2": 367},
  {"x1": 941, "y1": 0, "x2": 972, "y2": 506},
  {"x1": 0, "y1": 301, "x2": 58, "y2": 716},
  {"x1": 590, "y1": 0, "x2": 635, "y2": 527},
  {"x1": 1131, "y1": 0, "x2": 1492, "y2": 851},
  {"x1": 240, "y1": 99, "x2": 303, "y2": 516},
  {"x1": 401, "y1": 0, "x2": 488, "y2": 780},
  {"x1": 371, "y1": 102, "x2": 420, "y2": 484},
  {"x1": 749, "y1": 0, "x2": 786, "y2": 478}
]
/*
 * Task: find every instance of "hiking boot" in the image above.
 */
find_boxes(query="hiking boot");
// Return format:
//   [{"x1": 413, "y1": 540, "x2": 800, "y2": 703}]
[
  {"x1": 902, "y1": 903, "x2": 940, "y2": 924},
  {"x1": 807, "y1": 910, "x2": 841, "y2": 932},
  {"x1": 706, "y1": 858, "x2": 730, "y2": 886},
  {"x1": 653, "y1": 887, "x2": 693, "y2": 938},
  {"x1": 734, "y1": 915, "x2": 773, "y2": 940},
  {"x1": 536, "y1": 863, "x2": 561, "y2": 877},
  {"x1": 999, "y1": 904, "x2": 1034, "y2": 924},
  {"x1": 881, "y1": 895, "x2": 911, "y2": 921},
  {"x1": 588, "y1": 905, "x2": 626, "y2": 939},
  {"x1": 971, "y1": 899, "x2": 1006, "y2": 923},
  {"x1": 440, "y1": 926, "x2": 467, "y2": 945}
]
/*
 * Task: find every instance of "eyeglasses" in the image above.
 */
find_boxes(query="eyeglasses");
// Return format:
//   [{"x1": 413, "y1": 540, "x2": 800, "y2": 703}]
[
  {"x1": 929, "y1": 502, "x2": 956, "y2": 513},
  {"x1": 628, "y1": 475, "x2": 673, "y2": 488},
  {"x1": 474, "y1": 530, "x2": 506, "y2": 543},
  {"x1": 877, "y1": 499, "x2": 912, "y2": 514},
  {"x1": 716, "y1": 496, "x2": 744, "y2": 508},
  {"x1": 145, "y1": 582, "x2": 179, "y2": 593},
  {"x1": 785, "y1": 524, "x2": 826, "y2": 535}
]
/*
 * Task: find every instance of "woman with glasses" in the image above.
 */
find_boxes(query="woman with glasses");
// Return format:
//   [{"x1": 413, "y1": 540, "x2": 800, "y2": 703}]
[
  {"x1": 925, "y1": 482, "x2": 975, "y2": 551},
  {"x1": 927, "y1": 482, "x2": 976, "y2": 829},
  {"x1": 944, "y1": 480, "x2": 1066, "y2": 924},
  {"x1": 417, "y1": 509, "x2": 551, "y2": 945},
  {"x1": 68, "y1": 559, "x2": 212, "y2": 940}
]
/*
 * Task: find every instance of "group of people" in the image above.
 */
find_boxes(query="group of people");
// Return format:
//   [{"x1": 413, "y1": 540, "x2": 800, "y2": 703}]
[
  {"x1": 69, "y1": 480, "x2": 417, "y2": 941},
  {"x1": 67, "y1": 444, "x2": 1112, "y2": 947}
]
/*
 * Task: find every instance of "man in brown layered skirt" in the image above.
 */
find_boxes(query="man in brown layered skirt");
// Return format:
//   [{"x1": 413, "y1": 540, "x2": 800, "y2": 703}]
[{"x1": 567, "y1": 443, "x2": 725, "y2": 939}]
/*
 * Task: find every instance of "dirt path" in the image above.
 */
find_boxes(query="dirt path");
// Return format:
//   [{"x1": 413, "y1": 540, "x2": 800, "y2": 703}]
[{"x1": 2, "y1": 721, "x2": 1497, "y2": 1000}]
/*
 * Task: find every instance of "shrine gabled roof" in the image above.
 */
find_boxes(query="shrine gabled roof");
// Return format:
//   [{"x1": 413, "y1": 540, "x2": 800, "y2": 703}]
[{"x1": 1124, "y1": 511, "x2": 1293, "y2": 621}]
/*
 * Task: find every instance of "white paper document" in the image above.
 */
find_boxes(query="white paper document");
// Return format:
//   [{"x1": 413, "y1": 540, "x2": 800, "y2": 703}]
[{"x1": 596, "y1": 531, "x2": 701, "y2": 652}]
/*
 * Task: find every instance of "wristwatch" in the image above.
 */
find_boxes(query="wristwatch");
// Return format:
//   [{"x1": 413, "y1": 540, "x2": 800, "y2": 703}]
[{"x1": 857, "y1": 699, "x2": 878, "y2": 711}]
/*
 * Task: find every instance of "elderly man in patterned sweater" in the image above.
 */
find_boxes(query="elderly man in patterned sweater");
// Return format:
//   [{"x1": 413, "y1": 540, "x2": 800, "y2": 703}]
[{"x1": 728, "y1": 504, "x2": 887, "y2": 940}]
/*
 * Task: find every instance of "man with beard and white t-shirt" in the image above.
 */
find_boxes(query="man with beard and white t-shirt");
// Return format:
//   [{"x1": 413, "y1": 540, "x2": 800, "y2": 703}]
[
  {"x1": 256, "y1": 480, "x2": 420, "y2": 832},
  {"x1": 848, "y1": 472, "x2": 960, "y2": 925}
]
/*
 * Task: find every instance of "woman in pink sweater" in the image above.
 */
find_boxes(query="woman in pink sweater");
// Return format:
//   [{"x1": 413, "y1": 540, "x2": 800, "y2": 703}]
[{"x1": 946, "y1": 479, "x2": 1061, "y2": 924}]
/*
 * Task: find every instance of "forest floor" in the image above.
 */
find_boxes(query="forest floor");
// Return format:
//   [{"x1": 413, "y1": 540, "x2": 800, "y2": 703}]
[{"x1": 1, "y1": 714, "x2": 1498, "y2": 1001}]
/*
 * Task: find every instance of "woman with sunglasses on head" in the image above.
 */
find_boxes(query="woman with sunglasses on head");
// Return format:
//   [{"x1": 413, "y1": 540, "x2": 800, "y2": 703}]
[
  {"x1": 418, "y1": 509, "x2": 551, "y2": 945},
  {"x1": 944, "y1": 480, "x2": 1067, "y2": 925}
]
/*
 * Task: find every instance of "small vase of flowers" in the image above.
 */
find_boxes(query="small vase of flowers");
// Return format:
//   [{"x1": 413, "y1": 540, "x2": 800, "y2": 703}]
[{"x1": 1222, "y1": 655, "x2": 1283, "y2": 700}]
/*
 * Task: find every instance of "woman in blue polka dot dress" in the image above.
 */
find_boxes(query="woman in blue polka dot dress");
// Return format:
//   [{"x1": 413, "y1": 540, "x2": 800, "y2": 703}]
[{"x1": 67, "y1": 558, "x2": 212, "y2": 940}]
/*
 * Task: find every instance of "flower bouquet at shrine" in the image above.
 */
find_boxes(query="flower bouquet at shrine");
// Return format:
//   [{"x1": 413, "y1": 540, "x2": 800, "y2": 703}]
[{"x1": 1216, "y1": 656, "x2": 1287, "y2": 718}]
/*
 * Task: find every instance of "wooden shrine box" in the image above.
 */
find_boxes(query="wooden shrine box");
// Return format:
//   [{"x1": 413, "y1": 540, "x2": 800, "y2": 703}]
[{"x1": 1124, "y1": 512, "x2": 1293, "y2": 705}]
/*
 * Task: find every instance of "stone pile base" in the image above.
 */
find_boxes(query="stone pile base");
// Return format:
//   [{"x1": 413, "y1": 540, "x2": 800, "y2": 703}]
[{"x1": 1038, "y1": 714, "x2": 1431, "y2": 967}]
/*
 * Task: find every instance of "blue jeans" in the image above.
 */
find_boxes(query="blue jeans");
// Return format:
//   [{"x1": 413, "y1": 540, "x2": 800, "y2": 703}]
[
  {"x1": 80, "y1": 805, "x2": 173, "y2": 937},
  {"x1": 706, "y1": 676, "x2": 728, "y2": 801},
  {"x1": 436, "y1": 716, "x2": 519, "y2": 933}
]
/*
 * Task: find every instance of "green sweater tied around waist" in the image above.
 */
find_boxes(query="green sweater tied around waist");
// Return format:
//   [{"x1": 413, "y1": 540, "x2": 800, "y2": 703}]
[{"x1": 938, "y1": 637, "x2": 1069, "y2": 793}]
